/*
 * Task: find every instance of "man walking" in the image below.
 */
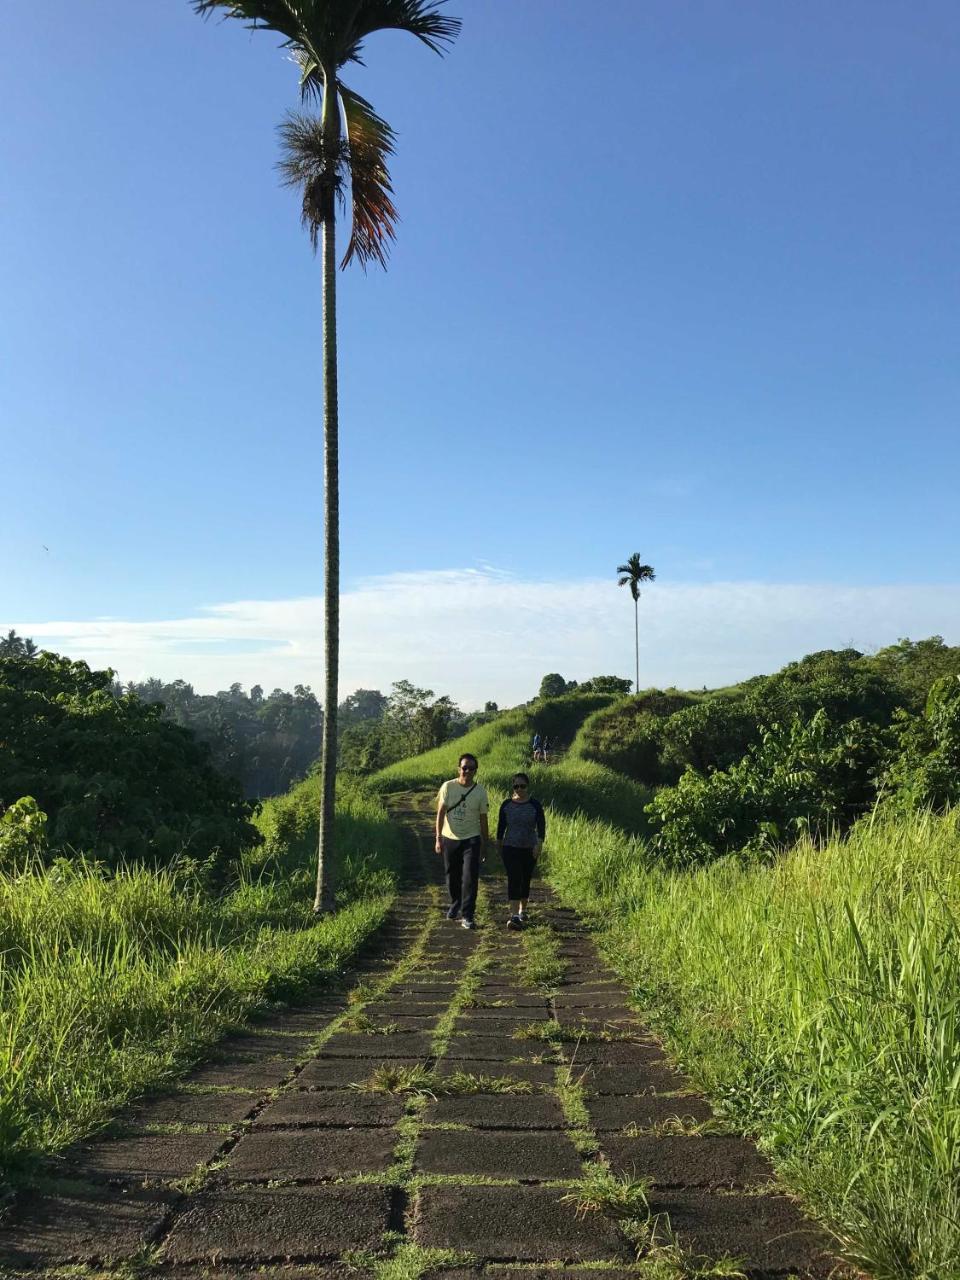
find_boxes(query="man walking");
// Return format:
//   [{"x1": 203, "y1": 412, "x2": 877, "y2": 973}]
[{"x1": 435, "y1": 753, "x2": 489, "y2": 930}]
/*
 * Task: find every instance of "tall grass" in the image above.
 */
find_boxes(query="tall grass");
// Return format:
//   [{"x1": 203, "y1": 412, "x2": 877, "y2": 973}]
[
  {"x1": 547, "y1": 805, "x2": 960, "y2": 1280},
  {"x1": 0, "y1": 779, "x2": 401, "y2": 1178}
]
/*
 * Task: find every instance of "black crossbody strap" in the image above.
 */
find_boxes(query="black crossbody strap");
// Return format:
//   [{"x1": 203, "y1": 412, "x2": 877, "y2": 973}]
[{"x1": 445, "y1": 783, "x2": 477, "y2": 816}]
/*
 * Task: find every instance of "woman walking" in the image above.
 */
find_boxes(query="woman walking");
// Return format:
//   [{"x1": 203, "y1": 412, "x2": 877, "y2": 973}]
[{"x1": 496, "y1": 773, "x2": 545, "y2": 930}]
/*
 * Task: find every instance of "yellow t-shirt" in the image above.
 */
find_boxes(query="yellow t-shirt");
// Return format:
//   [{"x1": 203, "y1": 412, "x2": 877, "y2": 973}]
[{"x1": 438, "y1": 779, "x2": 489, "y2": 840}]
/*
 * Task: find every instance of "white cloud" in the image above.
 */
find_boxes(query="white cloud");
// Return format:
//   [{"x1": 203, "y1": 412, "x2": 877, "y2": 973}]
[{"x1": 6, "y1": 568, "x2": 960, "y2": 707}]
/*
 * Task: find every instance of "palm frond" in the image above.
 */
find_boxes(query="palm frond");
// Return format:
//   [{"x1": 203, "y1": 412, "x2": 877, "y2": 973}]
[
  {"x1": 349, "y1": 0, "x2": 461, "y2": 56},
  {"x1": 277, "y1": 112, "x2": 341, "y2": 252},
  {"x1": 340, "y1": 87, "x2": 398, "y2": 269},
  {"x1": 277, "y1": 96, "x2": 398, "y2": 269}
]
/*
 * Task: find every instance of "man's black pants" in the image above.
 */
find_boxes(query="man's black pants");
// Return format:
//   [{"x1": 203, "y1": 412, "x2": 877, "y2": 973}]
[{"x1": 441, "y1": 836, "x2": 481, "y2": 921}]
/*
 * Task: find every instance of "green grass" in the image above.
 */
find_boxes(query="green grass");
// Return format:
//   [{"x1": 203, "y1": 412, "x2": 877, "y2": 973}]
[
  {"x1": 548, "y1": 803, "x2": 960, "y2": 1280},
  {"x1": 0, "y1": 777, "x2": 401, "y2": 1179}
]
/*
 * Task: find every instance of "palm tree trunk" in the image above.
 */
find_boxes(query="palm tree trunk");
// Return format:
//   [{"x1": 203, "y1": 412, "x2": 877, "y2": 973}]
[
  {"x1": 634, "y1": 597, "x2": 639, "y2": 695},
  {"x1": 314, "y1": 71, "x2": 341, "y2": 914}
]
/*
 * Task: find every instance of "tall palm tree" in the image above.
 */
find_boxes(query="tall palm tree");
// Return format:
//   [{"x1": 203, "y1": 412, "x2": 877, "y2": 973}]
[
  {"x1": 193, "y1": 0, "x2": 460, "y2": 911},
  {"x1": 617, "y1": 554, "x2": 656, "y2": 694}
]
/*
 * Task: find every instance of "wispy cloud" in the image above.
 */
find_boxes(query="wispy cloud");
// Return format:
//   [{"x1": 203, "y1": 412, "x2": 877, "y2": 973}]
[{"x1": 7, "y1": 568, "x2": 960, "y2": 707}]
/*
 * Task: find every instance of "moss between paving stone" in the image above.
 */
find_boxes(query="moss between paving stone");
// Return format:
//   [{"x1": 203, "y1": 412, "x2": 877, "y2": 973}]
[
  {"x1": 598, "y1": 1135, "x2": 775, "y2": 1189},
  {"x1": 423, "y1": 1095, "x2": 567, "y2": 1131},
  {"x1": 223, "y1": 1128, "x2": 398, "y2": 1180},
  {"x1": 255, "y1": 1088, "x2": 405, "y2": 1127},
  {"x1": 585, "y1": 1095, "x2": 715, "y2": 1133},
  {"x1": 0, "y1": 1183, "x2": 178, "y2": 1268},
  {"x1": 123, "y1": 1089, "x2": 259, "y2": 1127},
  {"x1": 646, "y1": 1189, "x2": 838, "y2": 1275},
  {"x1": 415, "y1": 1131, "x2": 583, "y2": 1181},
  {"x1": 413, "y1": 1184, "x2": 631, "y2": 1262},
  {"x1": 162, "y1": 1183, "x2": 395, "y2": 1262}
]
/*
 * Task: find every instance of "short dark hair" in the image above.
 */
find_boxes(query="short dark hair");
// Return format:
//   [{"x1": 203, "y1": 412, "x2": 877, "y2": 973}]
[
  {"x1": 512, "y1": 772, "x2": 530, "y2": 787},
  {"x1": 459, "y1": 753, "x2": 478, "y2": 768}
]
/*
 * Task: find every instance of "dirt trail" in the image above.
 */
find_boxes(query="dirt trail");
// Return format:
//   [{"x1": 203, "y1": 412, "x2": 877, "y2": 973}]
[{"x1": 0, "y1": 792, "x2": 843, "y2": 1278}]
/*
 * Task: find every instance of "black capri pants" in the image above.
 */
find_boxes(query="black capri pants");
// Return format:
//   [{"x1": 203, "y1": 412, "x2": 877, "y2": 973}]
[{"x1": 501, "y1": 845, "x2": 536, "y2": 900}]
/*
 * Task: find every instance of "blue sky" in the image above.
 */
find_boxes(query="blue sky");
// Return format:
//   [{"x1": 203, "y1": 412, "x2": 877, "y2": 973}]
[{"x1": 2, "y1": 2, "x2": 959, "y2": 703}]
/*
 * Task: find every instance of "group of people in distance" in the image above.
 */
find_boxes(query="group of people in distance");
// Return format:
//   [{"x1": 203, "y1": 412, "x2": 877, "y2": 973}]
[
  {"x1": 531, "y1": 731, "x2": 550, "y2": 762},
  {"x1": 435, "y1": 752, "x2": 545, "y2": 932}
]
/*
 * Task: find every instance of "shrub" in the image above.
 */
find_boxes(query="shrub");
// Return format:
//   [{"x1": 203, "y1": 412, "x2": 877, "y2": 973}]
[
  {"x1": 646, "y1": 710, "x2": 892, "y2": 866},
  {"x1": 885, "y1": 675, "x2": 960, "y2": 814},
  {"x1": 0, "y1": 652, "x2": 259, "y2": 873}
]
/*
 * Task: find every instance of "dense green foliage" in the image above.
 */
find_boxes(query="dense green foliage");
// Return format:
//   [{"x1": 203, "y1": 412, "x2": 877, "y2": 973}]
[
  {"x1": 126, "y1": 675, "x2": 323, "y2": 798},
  {"x1": 0, "y1": 652, "x2": 259, "y2": 874},
  {"x1": 573, "y1": 641, "x2": 960, "y2": 866},
  {"x1": 0, "y1": 777, "x2": 400, "y2": 1177}
]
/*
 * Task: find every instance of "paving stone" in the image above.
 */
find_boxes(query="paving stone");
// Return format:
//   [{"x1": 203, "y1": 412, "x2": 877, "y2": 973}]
[
  {"x1": 557, "y1": 1041, "x2": 670, "y2": 1065},
  {"x1": 601, "y1": 1135, "x2": 774, "y2": 1187},
  {"x1": 416, "y1": 1129, "x2": 582, "y2": 1180},
  {"x1": 0, "y1": 1184, "x2": 177, "y2": 1267},
  {"x1": 485, "y1": 1271, "x2": 640, "y2": 1280},
  {"x1": 249, "y1": 1012, "x2": 345, "y2": 1035},
  {"x1": 586, "y1": 1093, "x2": 715, "y2": 1131},
  {"x1": 435, "y1": 1059, "x2": 556, "y2": 1086},
  {"x1": 321, "y1": 1032, "x2": 436, "y2": 1058},
  {"x1": 473, "y1": 989, "x2": 550, "y2": 1006},
  {"x1": 371, "y1": 1000, "x2": 447, "y2": 1017},
  {"x1": 184, "y1": 1059, "x2": 299, "y2": 1089},
  {"x1": 225, "y1": 1127, "x2": 396, "y2": 1179},
  {"x1": 581, "y1": 1063, "x2": 689, "y2": 1095},
  {"x1": 455, "y1": 1015, "x2": 550, "y2": 1035},
  {"x1": 414, "y1": 1184, "x2": 630, "y2": 1261},
  {"x1": 125, "y1": 1090, "x2": 258, "y2": 1127},
  {"x1": 66, "y1": 1133, "x2": 226, "y2": 1181},
  {"x1": 443, "y1": 1035, "x2": 551, "y2": 1061},
  {"x1": 220, "y1": 1033, "x2": 313, "y2": 1057},
  {"x1": 553, "y1": 990, "x2": 633, "y2": 1007},
  {"x1": 366, "y1": 1014, "x2": 442, "y2": 1032},
  {"x1": 255, "y1": 1089, "x2": 404, "y2": 1127},
  {"x1": 161, "y1": 1269, "x2": 357, "y2": 1280},
  {"x1": 297, "y1": 1056, "x2": 430, "y2": 1088},
  {"x1": 163, "y1": 1184, "x2": 393, "y2": 1262},
  {"x1": 424, "y1": 1093, "x2": 567, "y2": 1130},
  {"x1": 647, "y1": 1190, "x2": 838, "y2": 1274}
]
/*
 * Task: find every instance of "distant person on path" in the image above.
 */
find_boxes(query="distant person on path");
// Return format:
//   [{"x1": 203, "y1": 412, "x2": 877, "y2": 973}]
[
  {"x1": 435, "y1": 753, "x2": 489, "y2": 930},
  {"x1": 496, "y1": 772, "x2": 545, "y2": 930},
  {"x1": 532, "y1": 732, "x2": 543, "y2": 762},
  {"x1": 541, "y1": 734, "x2": 550, "y2": 763}
]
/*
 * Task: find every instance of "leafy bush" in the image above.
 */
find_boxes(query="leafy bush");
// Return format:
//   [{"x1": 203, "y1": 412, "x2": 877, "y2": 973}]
[
  {"x1": 0, "y1": 652, "x2": 259, "y2": 873},
  {"x1": 577, "y1": 690, "x2": 697, "y2": 782},
  {"x1": 885, "y1": 675, "x2": 960, "y2": 814},
  {"x1": 646, "y1": 710, "x2": 892, "y2": 866}
]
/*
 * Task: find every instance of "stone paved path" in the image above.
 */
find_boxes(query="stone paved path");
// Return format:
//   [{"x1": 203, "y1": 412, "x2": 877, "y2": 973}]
[{"x1": 0, "y1": 792, "x2": 844, "y2": 1278}]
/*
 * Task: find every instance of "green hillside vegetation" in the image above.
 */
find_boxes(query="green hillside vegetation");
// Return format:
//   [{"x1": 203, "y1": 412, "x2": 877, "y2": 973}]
[
  {"x1": 375, "y1": 651, "x2": 960, "y2": 1278},
  {"x1": 370, "y1": 692, "x2": 652, "y2": 834},
  {"x1": 0, "y1": 647, "x2": 403, "y2": 1181}
]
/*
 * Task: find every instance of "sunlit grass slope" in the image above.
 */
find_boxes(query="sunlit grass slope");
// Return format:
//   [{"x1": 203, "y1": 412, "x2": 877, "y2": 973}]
[
  {"x1": 370, "y1": 693, "x2": 652, "y2": 833},
  {"x1": 0, "y1": 776, "x2": 400, "y2": 1178},
  {"x1": 547, "y1": 804, "x2": 960, "y2": 1280}
]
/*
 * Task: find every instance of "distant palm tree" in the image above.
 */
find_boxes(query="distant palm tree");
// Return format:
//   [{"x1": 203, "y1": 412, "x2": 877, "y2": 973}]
[
  {"x1": 193, "y1": 0, "x2": 460, "y2": 912},
  {"x1": 617, "y1": 554, "x2": 656, "y2": 694}
]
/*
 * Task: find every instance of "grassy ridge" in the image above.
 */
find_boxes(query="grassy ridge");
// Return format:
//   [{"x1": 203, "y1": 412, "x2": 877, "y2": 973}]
[
  {"x1": 0, "y1": 779, "x2": 400, "y2": 1179},
  {"x1": 371, "y1": 693, "x2": 652, "y2": 833}
]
